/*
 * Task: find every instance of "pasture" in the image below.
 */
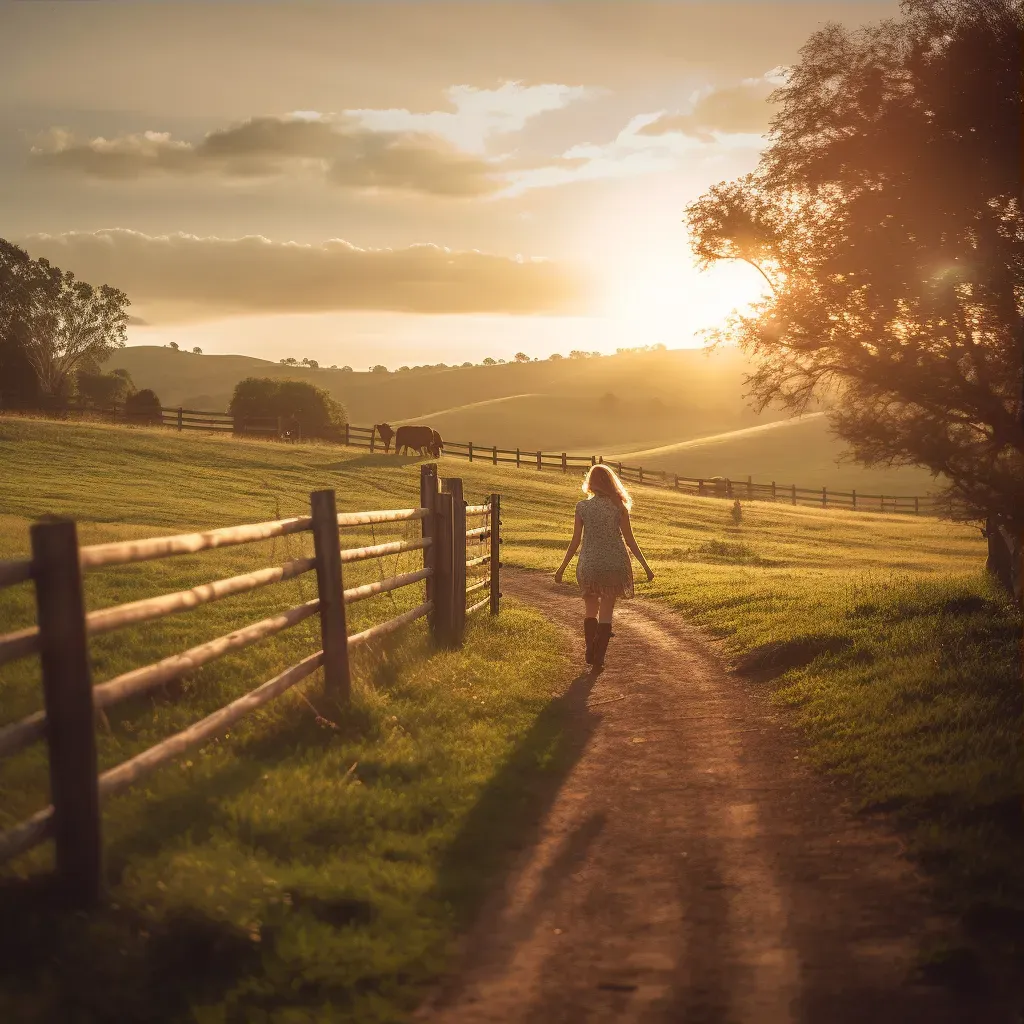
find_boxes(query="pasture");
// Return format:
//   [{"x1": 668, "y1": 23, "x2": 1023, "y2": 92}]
[
  {"x1": 100, "y1": 344, "x2": 938, "y2": 494},
  {"x1": 0, "y1": 416, "x2": 1019, "y2": 1019}
]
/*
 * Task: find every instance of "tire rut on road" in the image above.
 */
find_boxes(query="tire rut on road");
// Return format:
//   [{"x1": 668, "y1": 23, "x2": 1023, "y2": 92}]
[{"x1": 416, "y1": 569, "x2": 992, "y2": 1024}]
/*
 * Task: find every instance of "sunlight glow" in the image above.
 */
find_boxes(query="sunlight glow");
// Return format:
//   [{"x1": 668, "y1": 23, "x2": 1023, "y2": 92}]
[{"x1": 601, "y1": 253, "x2": 771, "y2": 349}]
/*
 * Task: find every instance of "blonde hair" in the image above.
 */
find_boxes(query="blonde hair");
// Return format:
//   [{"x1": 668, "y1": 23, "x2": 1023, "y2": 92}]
[{"x1": 582, "y1": 463, "x2": 632, "y2": 511}]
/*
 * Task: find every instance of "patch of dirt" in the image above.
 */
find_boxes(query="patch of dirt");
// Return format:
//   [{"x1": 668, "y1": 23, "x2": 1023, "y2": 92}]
[{"x1": 415, "y1": 569, "x2": 1011, "y2": 1024}]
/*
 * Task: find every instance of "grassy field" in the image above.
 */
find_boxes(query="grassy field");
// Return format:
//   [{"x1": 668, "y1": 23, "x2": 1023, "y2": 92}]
[
  {"x1": 101, "y1": 344, "x2": 939, "y2": 493},
  {"x1": 0, "y1": 417, "x2": 1019, "y2": 1016},
  {"x1": 0, "y1": 418, "x2": 579, "y2": 1022}
]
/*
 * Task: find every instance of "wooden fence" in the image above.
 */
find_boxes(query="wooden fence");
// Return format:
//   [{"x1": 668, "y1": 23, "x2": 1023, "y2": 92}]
[
  {"x1": 0, "y1": 465, "x2": 500, "y2": 907},
  {"x1": 346, "y1": 424, "x2": 938, "y2": 516}
]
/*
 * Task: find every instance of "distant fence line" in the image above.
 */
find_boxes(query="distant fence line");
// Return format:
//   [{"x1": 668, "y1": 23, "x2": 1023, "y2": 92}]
[
  {"x1": 345, "y1": 424, "x2": 938, "y2": 517},
  {"x1": 0, "y1": 398, "x2": 937, "y2": 516},
  {"x1": 0, "y1": 465, "x2": 500, "y2": 908}
]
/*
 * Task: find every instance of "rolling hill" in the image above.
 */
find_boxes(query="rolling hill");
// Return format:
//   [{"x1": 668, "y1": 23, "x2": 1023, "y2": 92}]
[
  {"x1": 610, "y1": 414, "x2": 942, "y2": 495},
  {"x1": 103, "y1": 344, "x2": 939, "y2": 494}
]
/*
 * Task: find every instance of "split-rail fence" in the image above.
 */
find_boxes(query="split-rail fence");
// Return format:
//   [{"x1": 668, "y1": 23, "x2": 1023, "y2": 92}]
[
  {"x1": 347, "y1": 424, "x2": 937, "y2": 516},
  {"x1": 0, "y1": 465, "x2": 500, "y2": 907}
]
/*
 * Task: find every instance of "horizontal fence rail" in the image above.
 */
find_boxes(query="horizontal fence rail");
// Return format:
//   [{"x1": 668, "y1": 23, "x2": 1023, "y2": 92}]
[{"x1": 0, "y1": 465, "x2": 501, "y2": 908}]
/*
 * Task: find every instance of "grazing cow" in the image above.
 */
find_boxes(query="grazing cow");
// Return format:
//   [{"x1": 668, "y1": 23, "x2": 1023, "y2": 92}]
[
  {"x1": 395, "y1": 424, "x2": 435, "y2": 456},
  {"x1": 430, "y1": 429, "x2": 444, "y2": 459},
  {"x1": 374, "y1": 422, "x2": 395, "y2": 453}
]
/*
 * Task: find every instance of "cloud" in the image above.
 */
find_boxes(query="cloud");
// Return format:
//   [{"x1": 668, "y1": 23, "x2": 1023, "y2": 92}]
[
  {"x1": 502, "y1": 72, "x2": 784, "y2": 195},
  {"x1": 21, "y1": 229, "x2": 587, "y2": 319},
  {"x1": 31, "y1": 116, "x2": 502, "y2": 197},
  {"x1": 29, "y1": 84, "x2": 595, "y2": 197},
  {"x1": 638, "y1": 70, "x2": 786, "y2": 142},
  {"x1": 346, "y1": 81, "x2": 596, "y2": 153}
]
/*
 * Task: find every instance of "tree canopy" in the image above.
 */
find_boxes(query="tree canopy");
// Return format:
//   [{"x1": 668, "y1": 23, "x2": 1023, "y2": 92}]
[
  {"x1": 1, "y1": 237, "x2": 130, "y2": 401},
  {"x1": 228, "y1": 377, "x2": 347, "y2": 439},
  {"x1": 685, "y1": 0, "x2": 1023, "y2": 527}
]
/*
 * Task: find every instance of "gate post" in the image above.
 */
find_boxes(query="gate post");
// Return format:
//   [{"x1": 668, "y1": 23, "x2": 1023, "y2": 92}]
[
  {"x1": 489, "y1": 493, "x2": 501, "y2": 615},
  {"x1": 31, "y1": 518, "x2": 101, "y2": 908},
  {"x1": 433, "y1": 490, "x2": 455, "y2": 647},
  {"x1": 443, "y1": 478, "x2": 467, "y2": 644},
  {"x1": 310, "y1": 490, "x2": 350, "y2": 701},
  {"x1": 420, "y1": 464, "x2": 438, "y2": 622}
]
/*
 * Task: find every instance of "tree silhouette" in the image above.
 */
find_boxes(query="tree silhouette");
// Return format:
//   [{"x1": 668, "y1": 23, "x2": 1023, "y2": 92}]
[
  {"x1": 514, "y1": 351, "x2": 530, "y2": 363},
  {"x1": 686, "y1": 0, "x2": 1023, "y2": 554}
]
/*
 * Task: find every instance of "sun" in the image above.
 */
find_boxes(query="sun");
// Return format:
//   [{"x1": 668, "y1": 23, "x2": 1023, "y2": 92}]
[{"x1": 602, "y1": 254, "x2": 770, "y2": 349}]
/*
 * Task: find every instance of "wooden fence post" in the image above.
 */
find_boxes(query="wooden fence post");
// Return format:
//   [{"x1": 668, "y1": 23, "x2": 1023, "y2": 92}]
[
  {"x1": 674, "y1": 475, "x2": 679, "y2": 490},
  {"x1": 443, "y1": 478, "x2": 467, "y2": 644},
  {"x1": 591, "y1": 455, "x2": 596, "y2": 467},
  {"x1": 516, "y1": 447, "x2": 521, "y2": 468},
  {"x1": 536, "y1": 450, "x2": 542, "y2": 471},
  {"x1": 698, "y1": 479, "x2": 704, "y2": 496},
  {"x1": 370, "y1": 426, "x2": 376, "y2": 453},
  {"x1": 469, "y1": 441, "x2": 474, "y2": 463},
  {"x1": 31, "y1": 518, "x2": 101, "y2": 908},
  {"x1": 852, "y1": 489, "x2": 857, "y2": 509},
  {"x1": 771, "y1": 481, "x2": 776, "y2": 501},
  {"x1": 177, "y1": 407, "x2": 183, "y2": 431},
  {"x1": 562, "y1": 452, "x2": 567, "y2": 474},
  {"x1": 433, "y1": 490, "x2": 454, "y2": 647},
  {"x1": 420, "y1": 464, "x2": 438, "y2": 627},
  {"x1": 492, "y1": 446, "x2": 497, "y2": 466},
  {"x1": 639, "y1": 466, "x2": 644, "y2": 486},
  {"x1": 310, "y1": 490, "x2": 350, "y2": 701},
  {"x1": 490, "y1": 493, "x2": 501, "y2": 615},
  {"x1": 747, "y1": 476, "x2": 753, "y2": 500},
  {"x1": 822, "y1": 486, "x2": 827, "y2": 508},
  {"x1": 344, "y1": 423, "x2": 350, "y2": 446}
]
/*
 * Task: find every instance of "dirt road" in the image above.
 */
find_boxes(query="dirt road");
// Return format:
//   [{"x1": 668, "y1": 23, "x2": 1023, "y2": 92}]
[{"x1": 416, "y1": 569, "x2": 995, "y2": 1024}]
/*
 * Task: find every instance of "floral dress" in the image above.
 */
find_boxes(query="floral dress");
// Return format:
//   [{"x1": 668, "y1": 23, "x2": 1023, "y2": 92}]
[{"x1": 575, "y1": 494, "x2": 634, "y2": 600}]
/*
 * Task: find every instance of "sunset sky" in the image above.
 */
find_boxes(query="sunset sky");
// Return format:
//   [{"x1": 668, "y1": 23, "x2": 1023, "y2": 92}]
[{"x1": 3, "y1": 2, "x2": 896, "y2": 367}]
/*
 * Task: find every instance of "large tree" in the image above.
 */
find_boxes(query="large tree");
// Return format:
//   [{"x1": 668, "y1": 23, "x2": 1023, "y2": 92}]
[
  {"x1": 685, "y1": 0, "x2": 1023, "y2": 590},
  {"x1": 1, "y1": 238, "x2": 131, "y2": 402},
  {"x1": 23, "y1": 260, "x2": 130, "y2": 399}
]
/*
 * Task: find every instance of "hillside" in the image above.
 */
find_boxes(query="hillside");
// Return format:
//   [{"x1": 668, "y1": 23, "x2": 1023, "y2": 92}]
[
  {"x1": 612, "y1": 413, "x2": 942, "y2": 495},
  {"x1": 0, "y1": 418, "x2": 1017, "y2": 1019},
  {"x1": 103, "y1": 345, "x2": 941, "y2": 494},
  {"x1": 103, "y1": 345, "x2": 784, "y2": 448}
]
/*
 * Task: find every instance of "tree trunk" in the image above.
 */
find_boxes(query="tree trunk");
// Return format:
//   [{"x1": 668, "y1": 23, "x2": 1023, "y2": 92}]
[{"x1": 985, "y1": 516, "x2": 1022, "y2": 606}]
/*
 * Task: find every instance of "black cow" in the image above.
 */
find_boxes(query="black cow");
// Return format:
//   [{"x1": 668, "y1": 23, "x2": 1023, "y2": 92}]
[
  {"x1": 431, "y1": 430, "x2": 444, "y2": 459},
  {"x1": 374, "y1": 422, "x2": 395, "y2": 453}
]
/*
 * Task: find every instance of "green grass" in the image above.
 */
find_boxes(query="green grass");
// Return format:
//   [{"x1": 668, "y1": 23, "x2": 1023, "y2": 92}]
[
  {"x1": 0, "y1": 418, "x2": 580, "y2": 1022},
  {"x1": 0, "y1": 416, "x2": 1019, "y2": 1015}
]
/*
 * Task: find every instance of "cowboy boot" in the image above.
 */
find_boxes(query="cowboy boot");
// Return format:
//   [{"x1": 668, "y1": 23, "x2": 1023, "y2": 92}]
[
  {"x1": 583, "y1": 617, "x2": 598, "y2": 665},
  {"x1": 593, "y1": 622, "x2": 613, "y2": 669}
]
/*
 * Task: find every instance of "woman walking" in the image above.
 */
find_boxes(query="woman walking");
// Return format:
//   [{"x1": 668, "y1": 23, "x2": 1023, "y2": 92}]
[{"x1": 554, "y1": 464, "x2": 654, "y2": 669}]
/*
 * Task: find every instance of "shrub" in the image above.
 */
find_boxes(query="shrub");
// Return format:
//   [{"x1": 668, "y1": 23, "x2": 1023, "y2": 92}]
[
  {"x1": 228, "y1": 377, "x2": 347, "y2": 440},
  {"x1": 76, "y1": 368, "x2": 135, "y2": 408},
  {"x1": 124, "y1": 388, "x2": 162, "y2": 425}
]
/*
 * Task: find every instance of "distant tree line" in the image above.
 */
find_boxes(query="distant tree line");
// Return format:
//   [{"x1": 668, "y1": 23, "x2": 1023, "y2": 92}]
[{"x1": 0, "y1": 238, "x2": 131, "y2": 410}]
